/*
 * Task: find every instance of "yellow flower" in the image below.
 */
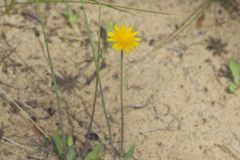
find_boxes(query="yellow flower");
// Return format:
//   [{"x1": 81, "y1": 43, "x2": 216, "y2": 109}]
[{"x1": 107, "y1": 24, "x2": 140, "y2": 53}]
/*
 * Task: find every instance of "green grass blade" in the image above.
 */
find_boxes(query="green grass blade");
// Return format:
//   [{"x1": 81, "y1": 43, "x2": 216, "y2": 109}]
[
  {"x1": 123, "y1": 145, "x2": 135, "y2": 160},
  {"x1": 80, "y1": 0, "x2": 113, "y2": 148},
  {"x1": 53, "y1": 133, "x2": 65, "y2": 160},
  {"x1": 35, "y1": 0, "x2": 67, "y2": 158}
]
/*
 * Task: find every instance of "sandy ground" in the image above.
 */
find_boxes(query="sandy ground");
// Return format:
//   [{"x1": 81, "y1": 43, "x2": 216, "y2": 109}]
[{"x1": 0, "y1": 0, "x2": 240, "y2": 160}]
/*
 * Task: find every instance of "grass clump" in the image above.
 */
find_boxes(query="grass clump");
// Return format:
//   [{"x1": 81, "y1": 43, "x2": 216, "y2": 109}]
[
  {"x1": 53, "y1": 134, "x2": 105, "y2": 160},
  {"x1": 53, "y1": 134, "x2": 77, "y2": 160}
]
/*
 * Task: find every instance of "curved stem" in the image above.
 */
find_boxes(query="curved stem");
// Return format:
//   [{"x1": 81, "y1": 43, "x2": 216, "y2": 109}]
[
  {"x1": 86, "y1": 78, "x2": 98, "y2": 134},
  {"x1": 34, "y1": 0, "x2": 66, "y2": 158},
  {"x1": 86, "y1": 0, "x2": 101, "y2": 137},
  {"x1": 39, "y1": 13, "x2": 66, "y2": 160},
  {"x1": 80, "y1": 0, "x2": 113, "y2": 146}
]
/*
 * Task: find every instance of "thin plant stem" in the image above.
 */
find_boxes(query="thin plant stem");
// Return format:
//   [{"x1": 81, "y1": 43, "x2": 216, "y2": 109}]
[
  {"x1": 40, "y1": 22, "x2": 67, "y2": 160},
  {"x1": 89, "y1": 0, "x2": 174, "y2": 15},
  {"x1": 0, "y1": 0, "x2": 174, "y2": 15},
  {"x1": 120, "y1": 50, "x2": 124, "y2": 157},
  {"x1": 80, "y1": 0, "x2": 113, "y2": 146},
  {"x1": 65, "y1": 1, "x2": 72, "y2": 26},
  {"x1": 66, "y1": 1, "x2": 70, "y2": 17},
  {"x1": 97, "y1": 0, "x2": 101, "y2": 55},
  {"x1": 35, "y1": 1, "x2": 66, "y2": 158},
  {"x1": 86, "y1": 78, "x2": 98, "y2": 134},
  {"x1": 86, "y1": 0, "x2": 101, "y2": 135}
]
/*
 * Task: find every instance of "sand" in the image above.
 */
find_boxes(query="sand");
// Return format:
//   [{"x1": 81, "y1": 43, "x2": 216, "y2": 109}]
[{"x1": 0, "y1": 0, "x2": 240, "y2": 159}]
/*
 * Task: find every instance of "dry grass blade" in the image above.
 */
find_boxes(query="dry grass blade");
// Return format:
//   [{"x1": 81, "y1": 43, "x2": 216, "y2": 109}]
[
  {"x1": 0, "y1": 0, "x2": 174, "y2": 15},
  {"x1": 153, "y1": 0, "x2": 213, "y2": 52},
  {"x1": 126, "y1": 0, "x2": 213, "y2": 71},
  {"x1": 2, "y1": 136, "x2": 27, "y2": 150},
  {"x1": 0, "y1": 88, "x2": 50, "y2": 139},
  {"x1": 215, "y1": 144, "x2": 240, "y2": 160},
  {"x1": 88, "y1": 0, "x2": 175, "y2": 15},
  {"x1": 87, "y1": 0, "x2": 133, "y2": 15},
  {"x1": 0, "y1": 0, "x2": 134, "y2": 15}
]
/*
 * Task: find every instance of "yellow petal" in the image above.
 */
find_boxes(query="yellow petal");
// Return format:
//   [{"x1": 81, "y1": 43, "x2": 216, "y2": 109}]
[
  {"x1": 107, "y1": 32, "x2": 115, "y2": 37},
  {"x1": 112, "y1": 43, "x2": 122, "y2": 52},
  {"x1": 114, "y1": 25, "x2": 120, "y2": 32},
  {"x1": 128, "y1": 26, "x2": 133, "y2": 32},
  {"x1": 133, "y1": 38, "x2": 140, "y2": 41},
  {"x1": 131, "y1": 31, "x2": 139, "y2": 36},
  {"x1": 107, "y1": 38, "x2": 116, "y2": 42}
]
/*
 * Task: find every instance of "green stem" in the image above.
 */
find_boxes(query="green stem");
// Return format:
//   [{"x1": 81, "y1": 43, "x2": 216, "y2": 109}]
[
  {"x1": 36, "y1": 7, "x2": 66, "y2": 160},
  {"x1": 80, "y1": 0, "x2": 113, "y2": 146},
  {"x1": 120, "y1": 50, "x2": 124, "y2": 157},
  {"x1": 86, "y1": 0, "x2": 101, "y2": 136},
  {"x1": 86, "y1": 78, "x2": 98, "y2": 134}
]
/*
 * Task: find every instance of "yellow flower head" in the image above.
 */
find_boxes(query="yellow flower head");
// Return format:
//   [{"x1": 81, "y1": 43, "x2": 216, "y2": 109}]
[{"x1": 107, "y1": 24, "x2": 140, "y2": 53}]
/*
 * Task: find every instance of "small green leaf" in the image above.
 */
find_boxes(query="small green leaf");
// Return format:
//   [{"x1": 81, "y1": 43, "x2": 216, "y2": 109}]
[
  {"x1": 228, "y1": 83, "x2": 238, "y2": 93},
  {"x1": 229, "y1": 58, "x2": 240, "y2": 85},
  {"x1": 66, "y1": 9, "x2": 77, "y2": 27},
  {"x1": 106, "y1": 21, "x2": 115, "y2": 33},
  {"x1": 67, "y1": 136, "x2": 74, "y2": 147},
  {"x1": 105, "y1": 21, "x2": 115, "y2": 49},
  {"x1": 84, "y1": 143, "x2": 103, "y2": 160},
  {"x1": 53, "y1": 134, "x2": 77, "y2": 160},
  {"x1": 123, "y1": 145, "x2": 135, "y2": 160}
]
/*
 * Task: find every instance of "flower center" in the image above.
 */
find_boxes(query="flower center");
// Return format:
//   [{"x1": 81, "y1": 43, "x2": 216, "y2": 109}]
[{"x1": 119, "y1": 34, "x2": 130, "y2": 47}]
